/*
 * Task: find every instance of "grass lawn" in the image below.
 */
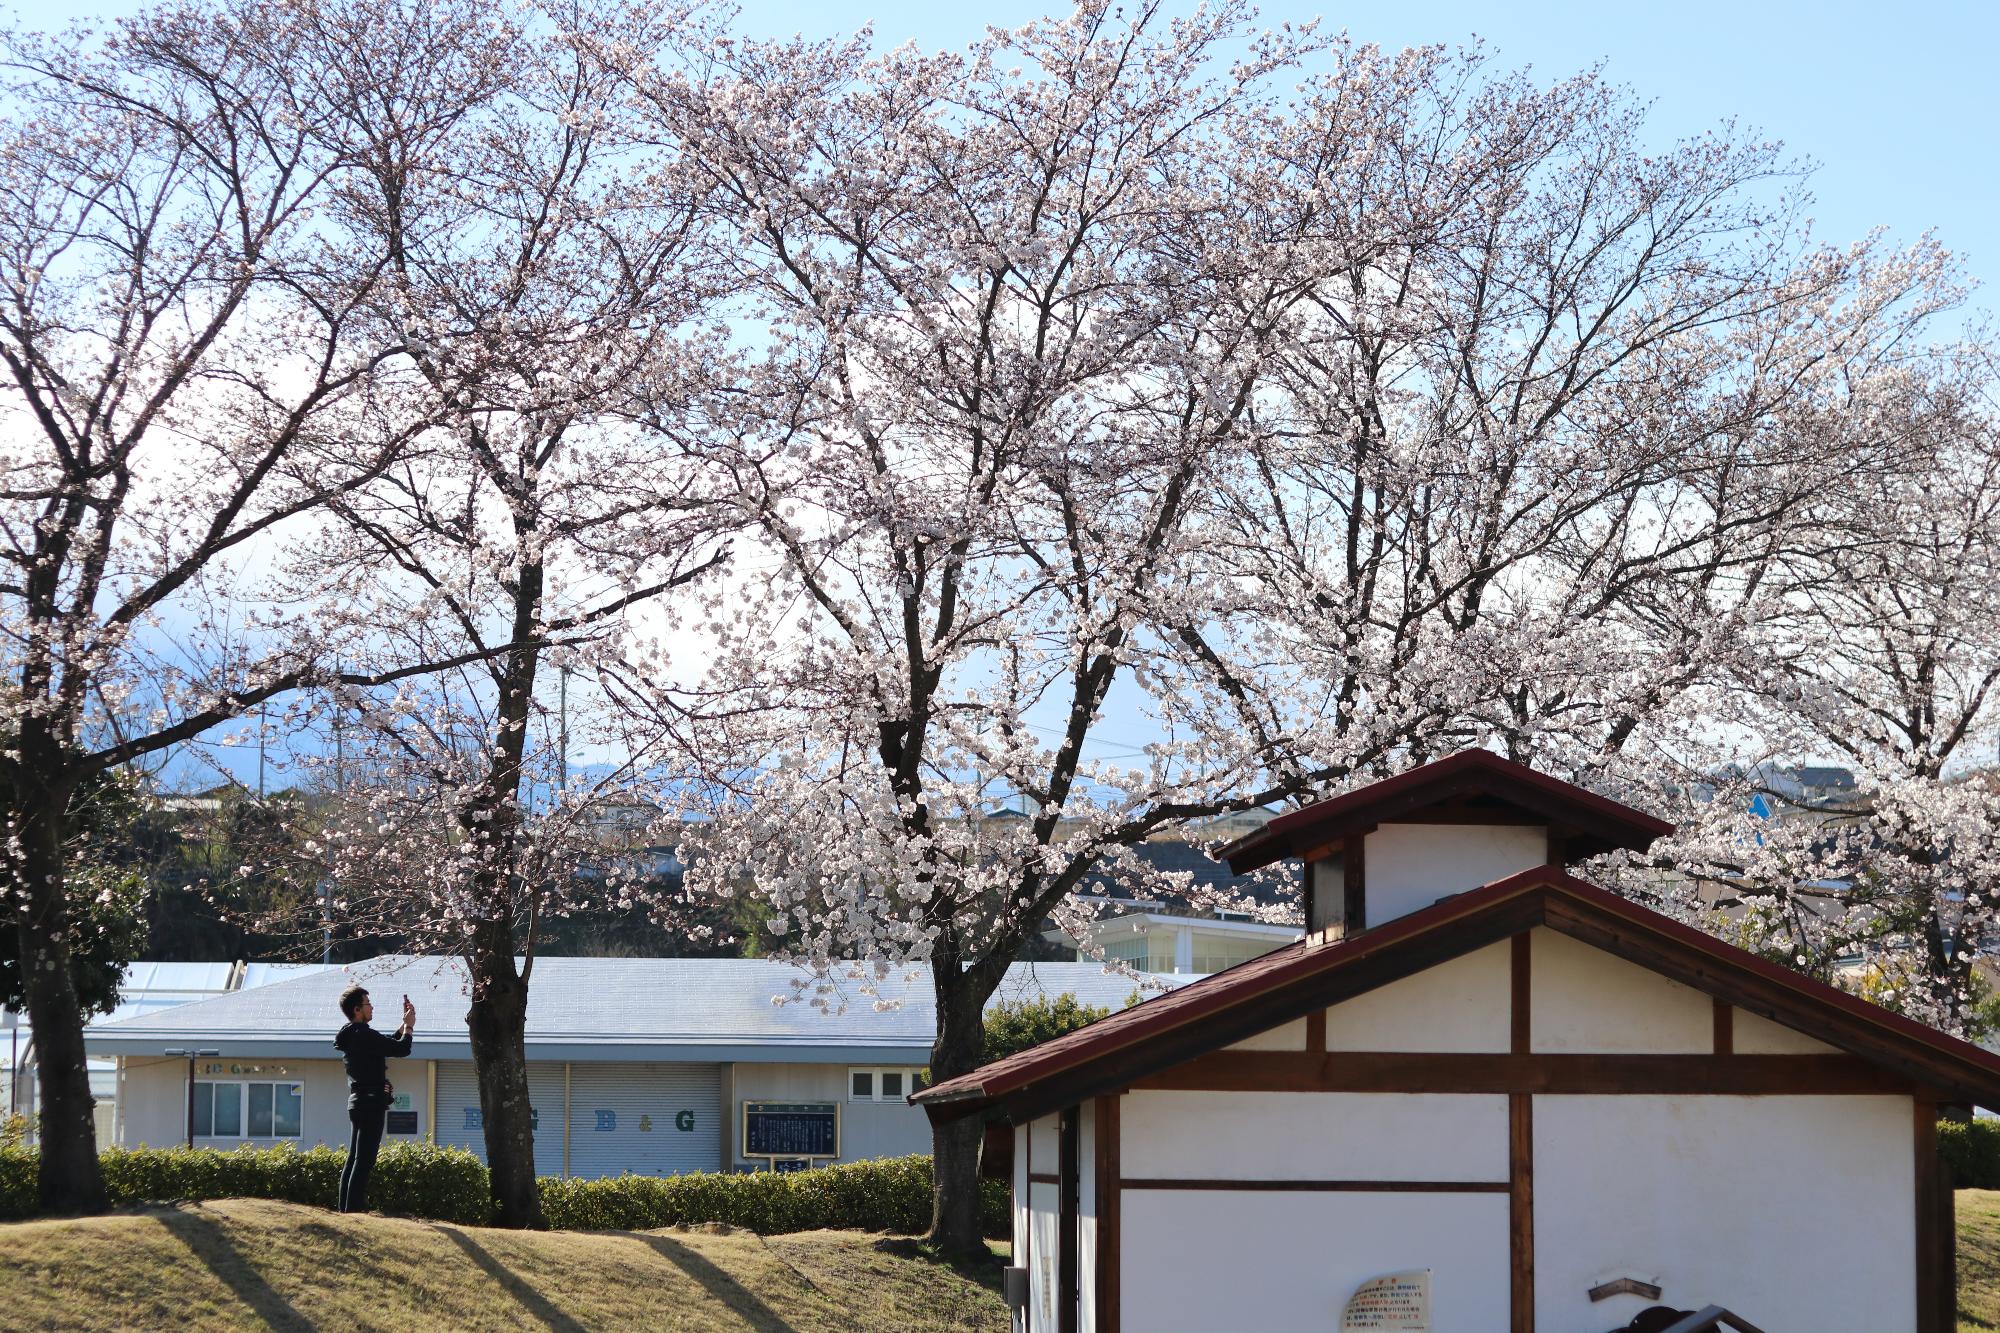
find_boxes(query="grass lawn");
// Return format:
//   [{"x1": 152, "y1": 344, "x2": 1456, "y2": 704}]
[
  {"x1": 0, "y1": 1197, "x2": 1010, "y2": 1331},
  {"x1": 1965, "y1": 1190, "x2": 2000, "y2": 1329},
  {"x1": 22, "y1": 1191, "x2": 2000, "y2": 1329}
]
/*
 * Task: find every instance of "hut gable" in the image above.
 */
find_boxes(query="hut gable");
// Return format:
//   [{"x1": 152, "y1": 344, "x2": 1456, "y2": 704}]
[{"x1": 1216, "y1": 750, "x2": 1673, "y2": 940}]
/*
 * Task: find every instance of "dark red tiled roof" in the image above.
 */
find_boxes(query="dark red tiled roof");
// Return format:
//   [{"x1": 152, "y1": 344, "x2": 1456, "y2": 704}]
[{"x1": 1218, "y1": 749, "x2": 1674, "y2": 873}]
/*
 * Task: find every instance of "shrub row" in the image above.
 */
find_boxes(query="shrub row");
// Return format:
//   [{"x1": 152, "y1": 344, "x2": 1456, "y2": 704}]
[
  {"x1": 1941, "y1": 1117, "x2": 2000, "y2": 1188},
  {"x1": 538, "y1": 1153, "x2": 1008, "y2": 1237},
  {"x1": 0, "y1": 1144, "x2": 1006, "y2": 1237},
  {"x1": 0, "y1": 1141, "x2": 489, "y2": 1225}
]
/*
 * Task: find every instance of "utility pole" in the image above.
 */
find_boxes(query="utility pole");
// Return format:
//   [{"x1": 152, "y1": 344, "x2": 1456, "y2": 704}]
[
  {"x1": 558, "y1": 664, "x2": 570, "y2": 794},
  {"x1": 164, "y1": 1047, "x2": 220, "y2": 1147},
  {"x1": 256, "y1": 703, "x2": 267, "y2": 800}
]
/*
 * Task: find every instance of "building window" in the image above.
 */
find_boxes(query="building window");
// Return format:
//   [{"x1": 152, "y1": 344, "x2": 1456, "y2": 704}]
[
  {"x1": 848, "y1": 1068, "x2": 922, "y2": 1103},
  {"x1": 195, "y1": 1081, "x2": 302, "y2": 1139}
]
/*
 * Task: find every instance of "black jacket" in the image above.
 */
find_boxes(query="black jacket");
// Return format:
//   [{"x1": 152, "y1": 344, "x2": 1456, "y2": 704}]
[{"x1": 335, "y1": 1021, "x2": 412, "y2": 1109}]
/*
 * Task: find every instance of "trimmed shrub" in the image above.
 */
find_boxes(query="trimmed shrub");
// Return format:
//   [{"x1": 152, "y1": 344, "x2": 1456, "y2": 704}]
[
  {"x1": 0, "y1": 1142, "x2": 488, "y2": 1224},
  {"x1": 539, "y1": 1154, "x2": 1009, "y2": 1238},
  {"x1": 1941, "y1": 1117, "x2": 2000, "y2": 1188},
  {"x1": 0, "y1": 1144, "x2": 1005, "y2": 1237}
]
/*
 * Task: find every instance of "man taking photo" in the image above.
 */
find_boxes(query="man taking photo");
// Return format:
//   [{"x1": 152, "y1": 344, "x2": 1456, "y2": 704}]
[{"x1": 334, "y1": 985, "x2": 414, "y2": 1214}]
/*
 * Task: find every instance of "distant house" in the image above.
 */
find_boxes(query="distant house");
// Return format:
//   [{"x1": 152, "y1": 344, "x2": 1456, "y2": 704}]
[
  {"x1": 1050, "y1": 912, "x2": 1301, "y2": 976},
  {"x1": 920, "y1": 751, "x2": 1991, "y2": 1333},
  {"x1": 86, "y1": 958, "x2": 1176, "y2": 1178}
]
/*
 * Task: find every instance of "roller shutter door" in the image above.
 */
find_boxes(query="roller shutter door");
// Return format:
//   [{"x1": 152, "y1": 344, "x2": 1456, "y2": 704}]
[
  {"x1": 564, "y1": 1063, "x2": 722, "y2": 1179},
  {"x1": 434, "y1": 1060, "x2": 567, "y2": 1178}
]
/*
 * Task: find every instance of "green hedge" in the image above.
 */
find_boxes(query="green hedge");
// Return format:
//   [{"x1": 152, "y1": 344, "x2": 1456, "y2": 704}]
[
  {"x1": 1942, "y1": 1118, "x2": 2000, "y2": 1188},
  {"x1": 0, "y1": 1141, "x2": 489, "y2": 1225},
  {"x1": 538, "y1": 1154, "x2": 1008, "y2": 1237},
  {"x1": 0, "y1": 1144, "x2": 1005, "y2": 1237}
]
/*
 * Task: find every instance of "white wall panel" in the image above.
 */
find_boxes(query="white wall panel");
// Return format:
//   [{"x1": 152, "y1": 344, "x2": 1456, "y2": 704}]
[
  {"x1": 1532, "y1": 1094, "x2": 1914, "y2": 1332},
  {"x1": 1029, "y1": 1110, "x2": 1059, "y2": 1165},
  {"x1": 1530, "y1": 927, "x2": 1711, "y2": 1053},
  {"x1": 1227, "y1": 1017, "x2": 1307, "y2": 1051},
  {"x1": 1121, "y1": 1190, "x2": 1508, "y2": 1331},
  {"x1": 1365, "y1": 822, "x2": 1548, "y2": 926},
  {"x1": 1734, "y1": 1009, "x2": 1840, "y2": 1055},
  {"x1": 1122, "y1": 1091, "x2": 1507, "y2": 1182},
  {"x1": 1027, "y1": 1180, "x2": 1059, "y2": 1333},
  {"x1": 1323, "y1": 941, "x2": 1513, "y2": 1052}
]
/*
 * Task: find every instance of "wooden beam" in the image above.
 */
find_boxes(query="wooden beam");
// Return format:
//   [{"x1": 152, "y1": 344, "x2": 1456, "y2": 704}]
[
  {"x1": 1122, "y1": 1178, "x2": 1508, "y2": 1193},
  {"x1": 1094, "y1": 1095, "x2": 1120, "y2": 1333},
  {"x1": 1510, "y1": 1091, "x2": 1534, "y2": 1333},
  {"x1": 1714, "y1": 1000, "x2": 1733, "y2": 1056},
  {"x1": 1511, "y1": 932, "x2": 1531, "y2": 1055},
  {"x1": 1133, "y1": 1050, "x2": 1923, "y2": 1097},
  {"x1": 994, "y1": 895, "x2": 1547, "y2": 1123},
  {"x1": 1306, "y1": 1007, "x2": 1326, "y2": 1055},
  {"x1": 1343, "y1": 833, "x2": 1367, "y2": 934},
  {"x1": 1059, "y1": 1107, "x2": 1078, "y2": 1333}
]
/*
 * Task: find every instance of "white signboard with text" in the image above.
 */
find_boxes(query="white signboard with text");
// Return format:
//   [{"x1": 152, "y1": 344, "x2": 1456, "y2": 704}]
[{"x1": 1341, "y1": 1270, "x2": 1431, "y2": 1331}]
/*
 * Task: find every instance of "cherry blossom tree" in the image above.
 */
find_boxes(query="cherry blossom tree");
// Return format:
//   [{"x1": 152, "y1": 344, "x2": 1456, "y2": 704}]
[
  {"x1": 277, "y1": 0, "x2": 730, "y2": 1226},
  {"x1": 623, "y1": 8, "x2": 1992, "y2": 1251},
  {"x1": 0, "y1": 1, "x2": 425, "y2": 1211}
]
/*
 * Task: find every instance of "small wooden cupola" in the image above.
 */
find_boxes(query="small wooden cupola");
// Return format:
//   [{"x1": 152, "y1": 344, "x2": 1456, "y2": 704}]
[{"x1": 1218, "y1": 750, "x2": 1673, "y2": 942}]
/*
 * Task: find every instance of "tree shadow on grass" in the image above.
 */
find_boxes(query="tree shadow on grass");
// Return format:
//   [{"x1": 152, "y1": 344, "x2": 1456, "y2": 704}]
[
  {"x1": 433, "y1": 1226, "x2": 589, "y2": 1333},
  {"x1": 631, "y1": 1233, "x2": 800, "y2": 1332},
  {"x1": 153, "y1": 1208, "x2": 310, "y2": 1331}
]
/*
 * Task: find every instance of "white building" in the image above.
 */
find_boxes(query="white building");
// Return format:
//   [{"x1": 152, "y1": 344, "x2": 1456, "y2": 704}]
[
  {"x1": 86, "y1": 958, "x2": 1164, "y2": 1177},
  {"x1": 1057, "y1": 911, "x2": 1301, "y2": 976},
  {"x1": 919, "y1": 750, "x2": 1997, "y2": 1333}
]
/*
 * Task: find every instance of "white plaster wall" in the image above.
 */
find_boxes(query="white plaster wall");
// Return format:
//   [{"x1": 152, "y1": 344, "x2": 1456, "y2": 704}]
[
  {"x1": 1322, "y1": 940, "x2": 1513, "y2": 1052},
  {"x1": 119, "y1": 1056, "x2": 353, "y2": 1150},
  {"x1": 1029, "y1": 1110, "x2": 1059, "y2": 1165},
  {"x1": 731, "y1": 1062, "x2": 931, "y2": 1164},
  {"x1": 1533, "y1": 1094, "x2": 1915, "y2": 1332},
  {"x1": 1122, "y1": 1190, "x2": 1509, "y2": 1330},
  {"x1": 1365, "y1": 823, "x2": 1548, "y2": 926},
  {"x1": 1530, "y1": 927, "x2": 1712, "y2": 1054},
  {"x1": 1028, "y1": 1179, "x2": 1059, "y2": 1333},
  {"x1": 1122, "y1": 1091, "x2": 1508, "y2": 1183},
  {"x1": 1734, "y1": 1010, "x2": 1840, "y2": 1055},
  {"x1": 1226, "y1": 1017, "x2": 1307, "y2": 1052}
]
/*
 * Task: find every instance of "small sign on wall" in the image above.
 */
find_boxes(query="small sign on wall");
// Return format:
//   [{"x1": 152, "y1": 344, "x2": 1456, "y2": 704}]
[
  {"x1": 1341, "y1": 1270, "x2": 1431, "y2": 1331},
  {"x1": 386, "y1": 1092, "x2": 418, "y2": 1136}
]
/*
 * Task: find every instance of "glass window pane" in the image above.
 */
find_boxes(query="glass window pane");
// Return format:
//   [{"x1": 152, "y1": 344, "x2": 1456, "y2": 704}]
[
  {"x1": 881, "y1": 1072, "x2": 904, "y2": 1098},
  {"x1": 193, "y1": 1082, "x2": 213, "y2": 1138},
  {"x1": 850, "y1": 1071, "x2": 872, "y2": 1099},
  {"x1": 274, "y1": 1084, "x2": 302, "y2": 1137},
  {"x1": 213, "y1": 1083, "x2": 241, "y2": 1137},
  {"x1": 248, "y1": 1083, "x2": 273, "y2": 1137}
]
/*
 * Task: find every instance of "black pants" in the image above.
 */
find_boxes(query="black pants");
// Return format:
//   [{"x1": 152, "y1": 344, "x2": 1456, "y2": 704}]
[{"x1": 340, "y1": 1102, "x2": 387, "y2": 1213}]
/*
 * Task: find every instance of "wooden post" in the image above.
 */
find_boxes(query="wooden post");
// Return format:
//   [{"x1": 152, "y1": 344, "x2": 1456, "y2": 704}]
[
  {"x1": 1510, "y1": 1091, "x2": 1534, "y2": 1333},
  {"x1": 1095, "y1": 1095, "x2": 1121, "y2": 1333},
  {"x1": 1510, "y1": 931, "x2": 1533, "y2": 1332},
  {"x1": 1059, "y1": 1106, "x2": 1079, "y2": 1333},
  {"x1": 1342, "y1": 833, "x2": 1367, "y2": 934}
]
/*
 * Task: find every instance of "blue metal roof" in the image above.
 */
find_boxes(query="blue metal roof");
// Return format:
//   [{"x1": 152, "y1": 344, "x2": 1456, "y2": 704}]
[{"x1": 84, "y1": 955, "x2": 1186, "y2": 1064}]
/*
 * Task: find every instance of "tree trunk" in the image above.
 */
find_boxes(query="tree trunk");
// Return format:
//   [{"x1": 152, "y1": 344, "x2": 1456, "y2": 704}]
[
  {"x1": 8, "y1": 781, "x2": 107, "y2": 1213},
  {"x1": 926, "y1": 974, "x2": 989, "y2": 1257},
  {"x1": 466, "y1": 921, "x2": 544, "y2": 1229}
]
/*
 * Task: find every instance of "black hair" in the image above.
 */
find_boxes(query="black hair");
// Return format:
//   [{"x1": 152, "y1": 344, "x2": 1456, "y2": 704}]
[{"x1": 338, "y1": 984, "x2": 370, "y2": 1020}]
